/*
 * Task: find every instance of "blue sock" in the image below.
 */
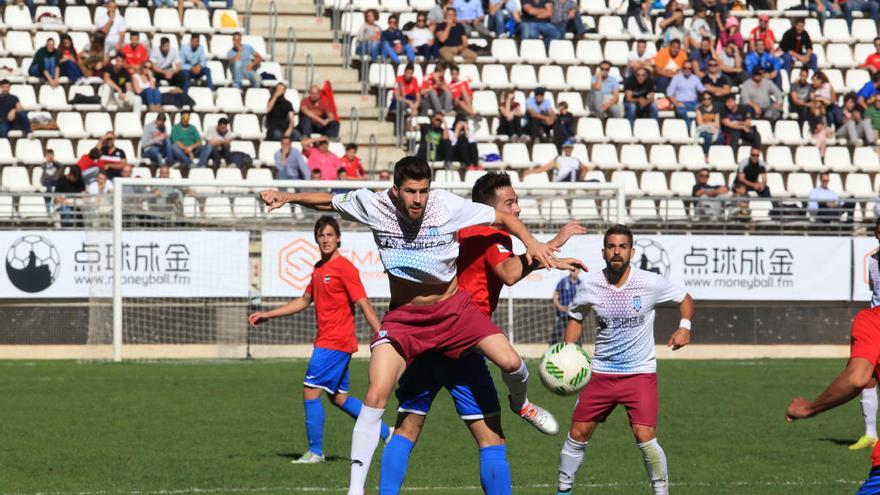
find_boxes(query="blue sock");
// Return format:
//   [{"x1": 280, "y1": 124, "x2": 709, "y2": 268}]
[
  {"x1": 479, "y1": 445, "x2": 512, "y2": 495},
  {"x1": 303, "y1": 398, "x2": 325, "y2": 456},
  {"x1": 341, "y1": 397, "x2": 391, "y2": 440},
  {"x1": 379, "y1": 435, "x2": 414, "y2": 495}
]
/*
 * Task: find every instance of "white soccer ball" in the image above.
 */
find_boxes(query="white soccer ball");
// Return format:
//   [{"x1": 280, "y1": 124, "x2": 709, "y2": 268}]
[{"x1": 539, "y1": 342, "x2": 592, "y2": 396}]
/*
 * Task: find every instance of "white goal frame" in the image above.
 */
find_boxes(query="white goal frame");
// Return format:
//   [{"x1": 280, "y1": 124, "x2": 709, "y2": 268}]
[{"x1": 111, "y1": 178, "x2": 625, "y2": 361}]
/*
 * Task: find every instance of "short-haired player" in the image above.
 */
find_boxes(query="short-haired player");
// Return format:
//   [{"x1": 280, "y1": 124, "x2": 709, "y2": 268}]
[
  {"x1": 248, "y1": 216, "x2": 391, "y2": 463},
  {"x1": 787, "y1": 308, "x2": 880, "y2": 494},
  {"x1": 259, "y1": 157, "x2": 559, "y2": 495},
  {"x1": 378, "y1": 172, "x2": 587, "y2": 495},
  {"x1": 555, "y1": 225, "x2": 694, "y2": 495},
  {"x1": 851, "y1": 219, "x2": 880, "y2": 451}
]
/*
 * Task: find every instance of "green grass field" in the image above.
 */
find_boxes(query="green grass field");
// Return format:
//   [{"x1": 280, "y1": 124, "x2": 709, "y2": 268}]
[{"x1": 0, "y1": 358, "x2": 873, "y2": 495}]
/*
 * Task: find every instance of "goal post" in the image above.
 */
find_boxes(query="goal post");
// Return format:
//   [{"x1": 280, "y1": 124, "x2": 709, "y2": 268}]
[{"x1": 110, "y1": 178, "x2": 625, "y2": 362}]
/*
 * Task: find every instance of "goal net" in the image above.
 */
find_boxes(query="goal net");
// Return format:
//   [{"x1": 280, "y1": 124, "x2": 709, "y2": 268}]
[{"x1": 110, "y1": 178, "x2": 623, "y2": 360}]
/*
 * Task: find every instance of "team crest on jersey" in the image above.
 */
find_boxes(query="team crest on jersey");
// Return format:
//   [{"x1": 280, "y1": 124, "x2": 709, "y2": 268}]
[
  {"x1": 497, "y1": 244, "x2": 510, "y2": 253},
  {"x1": 632, "y1": 296, "x2": 642, "y2": 312},
  {"x1": 428, "y1": 227, "x2": 440, "y2": 236},
  {"x1": 378, "y1": 330, "x2": 388, "y2": 338},
  {"x1": 323, "y1": 275, "x2": 331, "y2": 284}
]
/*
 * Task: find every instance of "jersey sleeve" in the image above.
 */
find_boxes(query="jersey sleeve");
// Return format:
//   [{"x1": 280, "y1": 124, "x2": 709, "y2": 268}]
[
  {"x1": 331, "y1": 188, "x2": 378, "y2": 226},
  {"x1": 341, "y1": 262, "x2": 368, "y2": 302},
  {"x1": 652, "y1": 273, "x2": 687, "y2": 304},
  {"x1": 437, "y1": 189, "x2": 496, "y2": 230},
  {"x1": 567, "y1": 283, "x2": 592, "y2": 321},
  {"x1": 483, "y1": 233, "x2": 515, "y2": 268},
  {"x1": 851, "y1": 310, "x2": 880, "y2": 364}
]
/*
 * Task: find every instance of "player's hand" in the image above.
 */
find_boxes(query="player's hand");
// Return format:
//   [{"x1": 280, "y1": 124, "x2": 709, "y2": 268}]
[
  {"x1": 667, "y1": 328, "x2": 690, "y2": 351},
  {"x1": 556, "y1": 257, "x2": 588, "y2": 272},
  {"x1": 248, "y1": 312, "x2": 270, "y2": 327},
  {"x1": 786, "y1": 397, "x2": 813, "y2": 422},
  {"x1": 548, "y1": 221, "x2": 587, "y2": 248},
  {"x1": 525, "y1": 240, "x2": 559, "y2": 270},
  {"x1": 259, "y1": 189, "x2": 287, "y2": 212}
]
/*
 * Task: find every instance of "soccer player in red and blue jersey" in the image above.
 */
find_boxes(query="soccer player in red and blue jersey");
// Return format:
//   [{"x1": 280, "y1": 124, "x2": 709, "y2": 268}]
[
  {"x1": 248, "y1": 216, "x2": 391, "y2": 463},
  {"x1": 787, "y1": 308, "x2": 880, "y2": 494},
  {"x1": 378, "y1": 172, "x2": 587, "y2": 495}
]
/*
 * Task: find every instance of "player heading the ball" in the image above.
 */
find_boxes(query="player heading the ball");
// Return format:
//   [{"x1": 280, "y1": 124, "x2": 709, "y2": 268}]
[
  {"x1": 554, "y1": 224, "x2": 694, "y2": 495},
  {"x1": 259, "y1": 156, "x2": 560, "y2": 495},
  {"x1": 248, "y1": 216, "x2": 392, "y2": 463}
]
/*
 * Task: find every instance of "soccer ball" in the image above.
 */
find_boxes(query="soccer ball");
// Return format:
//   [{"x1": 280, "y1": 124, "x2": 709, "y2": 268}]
[
  {"x1": 5, "y1": 235, "x2": 60, "y2": 293},
  {"x1": 634, "y1": 238, "x2": 670, "y2": 278},
  {"x1": 539, "y1": 342, "x2": 592, "y2": 396}
]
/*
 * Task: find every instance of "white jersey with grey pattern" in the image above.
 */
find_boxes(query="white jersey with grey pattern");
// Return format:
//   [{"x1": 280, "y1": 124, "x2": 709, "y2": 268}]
[
  {"x1": 331, "y1": 188, "x2": 496, "y2": 283},
  {"x1": 869, "y1": 253, "x2": 880, "y2": 308},
  {"x1": 568, "y1": 267, "x2": 687, "y2": 374}
]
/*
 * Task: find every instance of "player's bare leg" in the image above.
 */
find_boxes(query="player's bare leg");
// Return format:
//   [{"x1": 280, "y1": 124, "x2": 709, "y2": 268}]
[
  {"x1": 556, "y1": 421, "x2": 598, "y2": 494},
  {"x1": 475, "y1": 334, "x2": 559, "y2": 435},
  {"x1": 349, "y1": 344, "x2": 407, "y2": 495},
  {"x1": 853, "y1": 377, "x2": 879, "y2": 450},
  {"x1": 631, "y1": 424, "x2": 668, "y2": 495}
]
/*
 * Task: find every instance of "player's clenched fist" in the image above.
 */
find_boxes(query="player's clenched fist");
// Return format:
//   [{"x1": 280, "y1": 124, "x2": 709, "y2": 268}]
[
  {"x1": 667, "y1": 328, "x2": 690, "y2": 351},
  {"x1": 259, "y1": 190, "x2": 287, "y2": 211},
  {"x1": 248, "y1": 312, "x2": 270, "y2": 327},
  {"x1": 785, "y1": 397, "x2": 812, "y2": 422}
]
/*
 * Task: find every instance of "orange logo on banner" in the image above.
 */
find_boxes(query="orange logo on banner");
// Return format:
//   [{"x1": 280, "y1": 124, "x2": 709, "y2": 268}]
[{"x1": 278, "y1": 239, "x2": 320, "y2": 290}]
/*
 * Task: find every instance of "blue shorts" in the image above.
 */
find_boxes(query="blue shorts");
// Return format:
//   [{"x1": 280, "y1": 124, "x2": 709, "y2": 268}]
[
  {"x1": 303, "y1": 347, "x2": 352, "y2": 394},
  {"x1": 858, "y1": 469, "x2": 880, "y2": 494},
  {"x1": 396, "y1": 352, "x2": 501, "y2": 420}
]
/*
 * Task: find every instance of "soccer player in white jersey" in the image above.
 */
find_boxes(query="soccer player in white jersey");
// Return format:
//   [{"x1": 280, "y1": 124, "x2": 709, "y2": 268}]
[
  {"x1": 259, "y1": 157, "x2": 560, "y2": 495},
  {"x1": 853, "y1": 219, "x2": 880, "y2": 451},
  {"x1": 554, "y1": 225, "x2": 694, "y2": 495}
]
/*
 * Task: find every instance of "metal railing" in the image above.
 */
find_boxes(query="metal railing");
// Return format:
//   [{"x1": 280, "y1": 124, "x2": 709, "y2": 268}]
[
  {"x1": 284, "y1": 26, "x2": 296, "y2": 88},
  {"x1": 341, "y1": 3, "x2": 354, "y2": 68},
  {"x1": 266, "y1": 0, "x2": 278, "y2": 60},
  {"x1": 348, "y1": 106, "x2": 359, "y2": 144},
  {"x1": 394, "y1": 98, "x2": 405, "y2": 148},
  {"x1": 304, "y1": 53, "x2": 314, "y2": 93},
  {"x1": 368, "y1": 134, "x2": 378, "y2": 175},
  {"x1": 244, "y1": 0, "x2": 255, "y2": 34}
]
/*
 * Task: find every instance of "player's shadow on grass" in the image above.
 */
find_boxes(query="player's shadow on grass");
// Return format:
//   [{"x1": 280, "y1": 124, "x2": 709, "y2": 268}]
[
  {"x1": 278, "y1": 452, "x2": 344, "y2": 462},
  {"x1": 819, "y1": 437, "x2": 856, "y2": 446}
]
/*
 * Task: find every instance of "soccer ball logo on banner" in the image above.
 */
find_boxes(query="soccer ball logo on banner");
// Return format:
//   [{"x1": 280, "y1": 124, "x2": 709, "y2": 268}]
[
  {"x1": 6, "y1": 235, "x2": 61, "y2": 293},
  {"x1": 634, "y1": 239, "x2": 670, "y2": 278}
]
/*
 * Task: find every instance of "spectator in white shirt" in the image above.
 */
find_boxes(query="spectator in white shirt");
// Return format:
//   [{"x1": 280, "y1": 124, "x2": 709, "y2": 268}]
[
  {"x1": 407, "y1": 13, "x2": 439, "y2": 60},
  {"x1": 627, "y1": 40, "x2": 656, "y2": 77},
  {"x1": 808, "y1": 171, "x2": 855, "y2": 223},
  {"x1": 150, "y1": 36, "x2": 184, "y2": 88},
  {"x1": 95, "y1": 1, "x2": 125, "y2": 55},
  {"x1": 87, "y1": 170, "x2": 114, "y2": 195},
  {"x1": 522, "y1": 140, "x2": 588, "y2": 182}
]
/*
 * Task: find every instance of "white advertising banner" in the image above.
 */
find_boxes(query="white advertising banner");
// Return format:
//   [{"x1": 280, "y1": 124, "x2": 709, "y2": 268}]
[
  {"x1": 0, "y1": 231, "x2": 249, "y2": 298},
  {"x1": 853, "y1": 237, "x2": 877, "y2": 303},
  {"x1": 264, "y1": 232, "x2": 851, "y2": 301}
]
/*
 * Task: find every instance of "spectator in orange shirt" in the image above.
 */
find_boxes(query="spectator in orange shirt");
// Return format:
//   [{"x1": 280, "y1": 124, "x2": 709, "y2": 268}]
[
  {"x1": 121, "y1": 32, "x2": 149, "y2": 71},
  {"x1": 341, "y1": 144, "x2": 366, "y2": 179},
  {"x1": 862, "y1": 37, "x2": 880, "y2": 75},
  {"x1": 748, "y1": 14, "x2": 776, "y2": 53},
  {"x1": 654, "y1": 39, "x2": 687, "y2": 93}
]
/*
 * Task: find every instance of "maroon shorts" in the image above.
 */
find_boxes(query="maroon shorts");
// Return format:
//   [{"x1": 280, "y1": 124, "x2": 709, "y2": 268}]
[
  {"x1": 372, "y1": 289, "x2": 503, "y2": 363},
  {"x1": 572, "y1": 372, "x2": 658, "y2": 427}
]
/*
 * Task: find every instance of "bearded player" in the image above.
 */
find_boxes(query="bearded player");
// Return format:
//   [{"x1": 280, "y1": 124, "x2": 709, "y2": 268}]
[
  {"x1": 379, "y1": 172, "x2": 587, "y2": 495},
  {"x1": 787, "y1": 308, "x2": 880, "y2": 494},
  {"x1": 248, "y1": 216, "x2": 392, "y2": 463},
  {"x1": 259, "y1": 157, "x2": 559, "y2": 495},
  {"x1": 554, "y1": 225, "x2": 694, "y2": 495},
  {"x1": 851, "y1": 219, "x2": 880, "y2": 451}
]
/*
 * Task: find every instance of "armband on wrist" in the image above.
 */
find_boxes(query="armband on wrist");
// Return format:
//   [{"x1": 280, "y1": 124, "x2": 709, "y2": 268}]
[
  {"x1": 519, "y1": 254, "x2": 541, "y2": 274},
  {"x1": 679, "y1": 319, "x2": 692, "y2": 331}
]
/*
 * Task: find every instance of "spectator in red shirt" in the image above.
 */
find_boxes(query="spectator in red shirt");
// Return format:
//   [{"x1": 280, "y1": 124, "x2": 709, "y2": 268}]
[
  {"x1": 420, "y1": 66, "x2": 453, "y2": 115},
  {"x1": 392, "y1": 63, "x2": 421, "y2": 118},
  {"x1": 77, "y1": 147, "x2": 103, "y2": 183},
  {"x1": 298, "y1": 84, "x2": 340, "y2": 139},
  {"x1": 448, "y1": 65, "x2": 475, "y2": 118},
  {"x1": 862, "y1": 37, "x2": 880, "y2": 75},
  {"x1": 341, "y1": 143, "x2": 365, "y2": 179},
  {"x1": 304, "y1": 137, "x2": 342, "y2": 180},
  {"x1": 121, "y1": 32, "x2": 149, "y2": 71},
  {"x1": 749, "y1": 14, "x2": 776, "y2": 54}
]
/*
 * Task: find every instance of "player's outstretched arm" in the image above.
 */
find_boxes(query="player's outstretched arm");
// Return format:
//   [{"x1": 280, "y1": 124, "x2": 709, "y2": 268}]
[
  {"x1": 667, "y1": 293, "x2": 694, "y2": 351},
  {"x1": 248, "y1": 294, "x2": 313, "y2": 327},
  {"x1": 547, "y1": 220, "x2": 587, "y2": 249},
  {"x1": 493, "y1": 210, "x2": 558, "y2": 269},
  {"x1": 786, "y1": 357, "x2": 875, "y2": 421},
  {"x1": 355, "y1": 297, "x2": 382, "y2": 334},
  {"x1": 259, "y1": 190, "x2": 334, "y2": 212}
]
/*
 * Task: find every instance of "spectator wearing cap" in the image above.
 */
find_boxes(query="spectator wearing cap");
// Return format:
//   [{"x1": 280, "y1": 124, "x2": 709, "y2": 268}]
[
  {"x1": 342, "y1": 144, "x2": 366, "y2": 179},
  {"x1": 274, "y1": 136, "x2": 310, "y2": 180},
  {"x1": 654, "y1": 39, "x2": 686, "y2": 93},
  {"x1": 780, "y1": 18, "x2": 818, "y2": 75},
  {"x1": 588, "y1": 60, "x2": 622, "y2": 118},
  {"x1": 842, "y1": 0, "x2": 878, "y2": 30},
  {"x1": 141, "y1": 114, "x2": 173, "y2": 167},
  {"x1": 0, "y1": 79, "x2": 31, "y2": 138},
  {"x1": 623, "y1": 67, "x2": 658, "y2": 125},
  {"x1": 299, "y1": 84, "x2": 340, "y2": 139},
  {"x1": 744, "y1": 39, "x2": 782, "y2": 88},
  {"x1": 718, "y1": 16, "x2": 744, "y2": 53},
  {"x1": 749, "y1": 14, "x2": 777, "y2": 53},
  {"x1": 436, "y1": 8, "x2": 478, "y2": 64},
  {"x1": 666, "y1": 60, "x2": 705, "y2": 130},
  {"x1": 381, "y1": 15, "x2": 416, "y2": 65},
  {"x1": 525, "y1": 87, "x2": 555, "y2": 142},
  {"x1": 228, "y1": 32, "x2": 262, "y2": 89},
  {"x1": 740, "y1": 68, "x2": 783, "y2": 122},
  {"x1": 453, "y1": 0, "x2": 493, "y2": 38},
  {"x1": 721, "y1": 94, "x2": 762, "y2": 155},
  {"x1": 522, "y1": 140, "x2": 588, "y2": 182},
  {"x1": 519, "y1": 0, "x2": 561, "y2": 48},
  {"x1": 304, "y1": 137, "x2": 342, "y2": 180},
  {"x1": 861, "y1": 37, "x2": 880, "y2": 75},
  {"x1": 857, "y1": 72, "x2": 880, "y2": 110}
]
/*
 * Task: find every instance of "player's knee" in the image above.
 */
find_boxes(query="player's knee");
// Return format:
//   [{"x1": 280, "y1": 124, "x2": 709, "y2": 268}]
[
  {"x1": 632, "y1": 424, "x2": 656, "y2": 443},
  {"x1": 496, "y1": 352, "x2": 523, "y2": 373},
  {"x1": 364, "y1": 389, "x2": 389, "y2": 409},
  {"x1": 329, "y1": 393, "x2": 349, "y2": 407}
]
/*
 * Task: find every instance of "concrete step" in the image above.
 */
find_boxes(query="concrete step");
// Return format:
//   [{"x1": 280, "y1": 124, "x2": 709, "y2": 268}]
[{"x1": 248, "y1": 13, "x2": 334, "y2": 33}]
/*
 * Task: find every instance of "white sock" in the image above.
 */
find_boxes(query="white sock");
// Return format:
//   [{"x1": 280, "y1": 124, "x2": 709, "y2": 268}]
[
  {"x1": 501, "y1": 358, "x2": 529, "y2": 411},
  {"x1": 638, "y1": 438, "x2": 668, "y2": 495},
  {"x1": 348, "y1": 405, "x2": 384, "y2": 495},
  {"x1": 863, "y1": 387, "x2": 878, "y2": 438},
  {"x1": 557, "y1": 434, "x2": 587, "y2": 492}
]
